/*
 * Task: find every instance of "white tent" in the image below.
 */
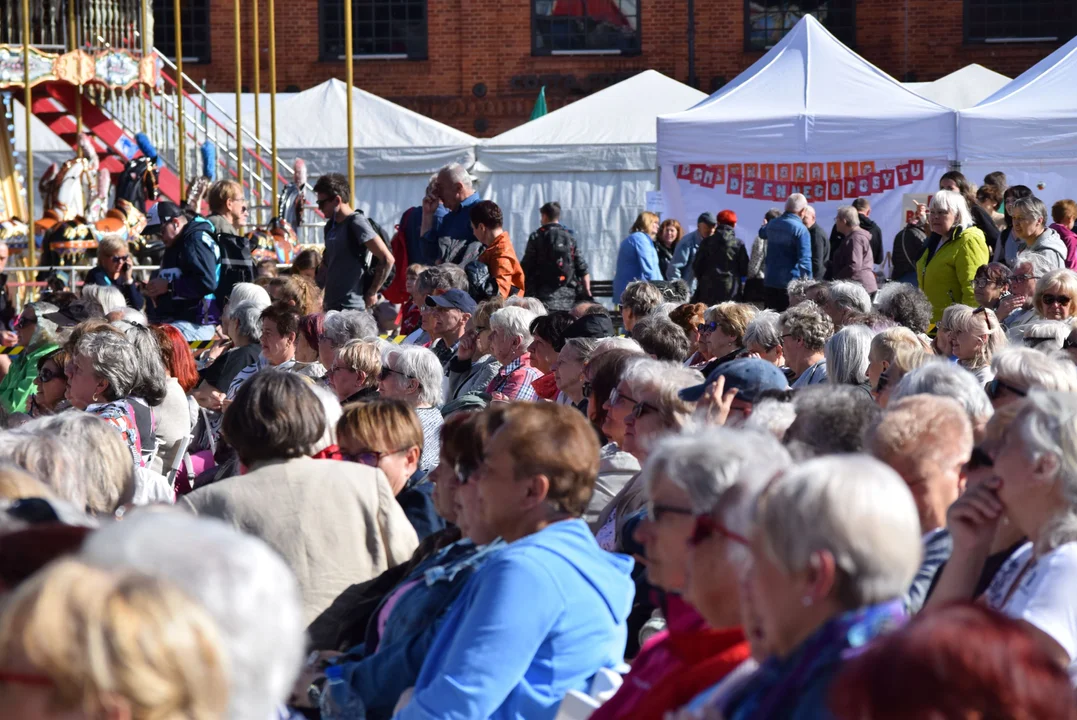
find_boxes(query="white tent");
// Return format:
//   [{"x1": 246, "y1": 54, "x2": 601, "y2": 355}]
[
  {"x1": 475, "y1": 70, "x2": 707, "y2": 281},
  {"x1": 214, "y1": 79, "x2": 478, "y2": 231},
  {"x1": 656, "y1": 15, "x2": 957, "y2": 272},
  {"x1": 904, "y1": 64, "x2": 1010, "y2": 110}
]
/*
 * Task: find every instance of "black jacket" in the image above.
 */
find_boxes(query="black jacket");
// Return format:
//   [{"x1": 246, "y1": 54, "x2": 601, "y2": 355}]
[
  {"x1": 692, "y1": 225, "x2": 749, "y2": 305},
  {"x1": 148, "y1": 216, "x2": 221, "y2": 326},
  {"x1": 521, "y1": 222, "x2": 590, "y2": 310},
  {"x1": 891, "y1": 223, "x2": 928, "y2": 280},
  {"x1": 85, "y1": 265, "x2": 145, "y2": 310},
  {"x1": 970, "y1": 202, "x2": 1001, "y2": 256},
  {"x1": 808, "y1": 224, "x2": 829, "y2": 279}
]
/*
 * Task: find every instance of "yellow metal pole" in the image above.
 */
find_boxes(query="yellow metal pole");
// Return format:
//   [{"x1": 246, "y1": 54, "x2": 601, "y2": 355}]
[
  {"x1": 22, "y1": 0, "x2": 35, "y2": 267},
  {"x1": 67, "y1": 0, "x2": 82, "y2": 149},
  {"x1": 251, "y1": 0, "x2": 261, "y2": 208},
  {"x1": 233, "y1": 0, "x2": 243, "y2": 188},
  {"x1": 140, "y1": 0, "x2": 148, "y2": 131},
  {"x1": 173, "y1": 0, "x2": 186, "y2": 202},
  {"x1": 344, "y1": 0, "x2": 354, "y2": 203},
  {"x1": 267, "y1": 0, "x2": 278, "y2": 203}
]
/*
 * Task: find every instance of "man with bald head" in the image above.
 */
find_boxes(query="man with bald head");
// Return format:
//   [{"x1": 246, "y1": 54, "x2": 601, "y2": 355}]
[
  {"x1": 866, "y1": 394, "x2": 973, "y2": 613},
  {"x1": 803, "y1": 205, "x2": 829, "y2": 280},
  {"x1": 421, "y1": 163, "x2": 483, "y2": 266}
]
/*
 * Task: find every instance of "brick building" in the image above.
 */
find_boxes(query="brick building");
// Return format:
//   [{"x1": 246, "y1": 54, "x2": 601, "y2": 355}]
[{"x1": 155, "y1": 0, "x2": 1074, "y2": 137}]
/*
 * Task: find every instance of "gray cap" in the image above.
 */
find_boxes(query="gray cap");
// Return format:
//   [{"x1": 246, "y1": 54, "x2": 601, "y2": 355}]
[{"x1": 698, "y1": 212, "x2": 717, "y2": 226}]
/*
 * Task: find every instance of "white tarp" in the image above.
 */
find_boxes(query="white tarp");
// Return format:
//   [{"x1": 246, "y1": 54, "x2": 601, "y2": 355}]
[
  {"x1": 656, "y1": 15, "x2": 958, "y2": 274},
  {"x1": 905, "y1": 64, "x2": 1011, "y2": 110},
  {"x1": 476, "y1": 70, "x2": 707, "y2": 280},
  {"x1": 959, "y1": 34, "x2": 1077, "y2": 166}
]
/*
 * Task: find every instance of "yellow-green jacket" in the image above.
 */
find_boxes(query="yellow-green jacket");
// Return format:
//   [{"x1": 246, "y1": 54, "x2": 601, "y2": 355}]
[{"x1": 917, "y1": 225, "x2": 990, "y2": 324}]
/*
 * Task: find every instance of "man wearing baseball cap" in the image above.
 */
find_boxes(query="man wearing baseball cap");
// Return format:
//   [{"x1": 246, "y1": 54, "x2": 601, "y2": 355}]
[
  {"x1": 680, "y1": 357, "x2": 788, "y2": 426},
  {"x1": 141, "y1": 201, "x2": 221, "y2": 341},
  {"x1": 424, "y1": 288, "x2": 476, "y2": 370},
  {"x1": 665, "y1": 211, "x2": 716, "y2": 292}
]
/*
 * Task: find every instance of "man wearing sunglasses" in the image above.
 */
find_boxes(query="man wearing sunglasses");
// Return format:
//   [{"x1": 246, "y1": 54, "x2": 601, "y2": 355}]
[
  {"x1": 999, "y1": 251, "x2": 1052, "y2": 330},
  {"x1": 312, "y1": 173, "x2": 395, "y2": 312},
  {"x1": 205, "y1": 179, "x2": 249, "y2": 235}
]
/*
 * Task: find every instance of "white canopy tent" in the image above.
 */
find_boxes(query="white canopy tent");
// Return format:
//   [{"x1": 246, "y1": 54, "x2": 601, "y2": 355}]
[
  {"x1": 475, "y1": 70, "x2": 707, "y2": 280},
  {"x1": 958, "y1": 34, "x2": 1077, "y2": 211},
  {"x1": 905, "y1": 64, "x2": 1011, "y2": 110},
  {"x1": 212, "y1": 79, "x2": 478, "y2": 231},
  {"x1": 656, "y1": 15, "x2": 957, "y2": 272}
]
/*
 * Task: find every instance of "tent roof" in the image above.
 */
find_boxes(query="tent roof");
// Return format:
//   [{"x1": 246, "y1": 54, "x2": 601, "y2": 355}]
[
  {"x1": 905, "y1": 64, "x2": 1010, "y2": 109},
  {"x1": 958, "y1": 35, "x2": 1077, "y2": 164},
  {"x1": 657, "y1": 15, "x2": 956, "y2": 165},
  {"x1": 476, "y1": 70, "x2": 707, "y2": 172}
]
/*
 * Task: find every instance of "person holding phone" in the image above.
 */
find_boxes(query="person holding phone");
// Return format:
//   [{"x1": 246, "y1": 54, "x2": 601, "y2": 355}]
[{"x1": 85, "y1": 234, "x2": 145, "y2": 310}]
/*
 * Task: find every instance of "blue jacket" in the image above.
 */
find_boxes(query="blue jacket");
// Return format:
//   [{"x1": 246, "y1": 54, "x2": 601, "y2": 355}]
[
  {"x1": 149, "y1": 216, "x2": 221, "y2": 326},
  {"x1": 397, "y1": 474, "x2": 446, "y2": 542},
  {"x1": 613, "y1": 232, "x2": 663, "y2": 302},
  {"x1": 421, "y1": 193, "x2": 481, "y2": 261},
  {"x1": 395, "y1": 519, "x2": 635, "y2": 720},
  {"x1": 406, "y1": 204, "x2": 449, "y2": 266},
  {"x1": 762, "y1": 213, "x2": 812, "y2": 289},
  {"x1": 335, "y1": 538, "x2": 505, "y2": 720},
  {"x1": 666, "y1": 229, "x2": 703, "y2": 289}
]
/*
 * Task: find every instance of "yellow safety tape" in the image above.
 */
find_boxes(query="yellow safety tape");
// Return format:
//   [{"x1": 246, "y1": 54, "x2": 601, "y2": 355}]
[
  {"x1": 0, "y1": 345, "x2": 23, "y2": 355},
  {"x1": 187, "y1": 340, "x2": 217, "y2": 349}
]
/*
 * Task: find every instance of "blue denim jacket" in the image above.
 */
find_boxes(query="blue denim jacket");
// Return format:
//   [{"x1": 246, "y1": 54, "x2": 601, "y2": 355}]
[
  {"x1": 762, "y1": 212, "x2": 812, "y2": 289},
  {"x1": 335, "y1": 538, "x2": 506, "y2": 719}
]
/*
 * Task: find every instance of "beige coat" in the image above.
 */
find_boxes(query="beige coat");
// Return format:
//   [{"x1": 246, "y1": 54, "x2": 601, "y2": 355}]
[{"x1": 181, "y1": 457, "x2": 419, "y2": 624}]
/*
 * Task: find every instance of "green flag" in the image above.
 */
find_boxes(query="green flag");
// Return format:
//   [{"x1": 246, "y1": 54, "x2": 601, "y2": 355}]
[{"x1": 530, "y1": 86, "x2": 548, "y2": 121}]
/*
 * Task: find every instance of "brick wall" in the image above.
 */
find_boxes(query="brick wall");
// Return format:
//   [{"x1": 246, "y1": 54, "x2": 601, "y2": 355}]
[{"x1": 189, "y1": 0, "x2": 1067, "y2": 137}]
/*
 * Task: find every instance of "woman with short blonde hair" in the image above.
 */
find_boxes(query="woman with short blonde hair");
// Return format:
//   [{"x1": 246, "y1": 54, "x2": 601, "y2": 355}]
[
  {"x1": 0, "y1": 559, "x2": 229, "y2": 720},
  {"x1": 948, "y1": 305, "x2": 1007, "y2": 383},
  {"x1": 701, "y1": 302, "x2": 758, "y2": 370},
  {"x1": 613, "y1": 211, "x2": 663, "y2": 307},
  {"x1": 331, "y1": 339, "x2": 382, "y2": 404},
  {"x1": 1033, "y1": 268, "x2": 1077, "y2": 322}
]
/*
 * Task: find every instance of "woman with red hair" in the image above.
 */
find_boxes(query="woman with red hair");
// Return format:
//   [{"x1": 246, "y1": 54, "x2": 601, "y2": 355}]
[
  {"x1": 297, "y1": 312, "x2": 327, "y2": 380},
  {"x1": 831, "y1": 604, "x2": 1077, "y2": 719},
  {"x1": 151, "y1": 324, "x2": 199, "y2": 474}
]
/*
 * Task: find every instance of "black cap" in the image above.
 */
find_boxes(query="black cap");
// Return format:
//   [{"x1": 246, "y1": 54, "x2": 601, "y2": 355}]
[
  {"x1": 563, "y1": 314, "x2": 614, "y2": 340},
  {"x1": 697, "y1": 212, "x2": 717, "y2": 226},
  {"x1": 142, "y1": 201, "x2": 184, "y2": 236},
  {"x1": 43, "y1": 302, "x2": 94, "y2": 328}
]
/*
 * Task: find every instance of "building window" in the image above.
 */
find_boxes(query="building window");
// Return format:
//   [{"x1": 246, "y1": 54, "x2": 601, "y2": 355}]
[
  {"x1": 965, "y1": 0, "x2": 1074, "y2": 43},
  {"x1": 532, "y1": 0, "x2": 641, "y2": 56},
  {"x1": 744, "y1": 1, "x2": 855, "y2": 52},
  {"x1": 320, "y1": 0, "x2": 428, "y2": 60},
  {"x1": 152, "y1": 0, "x2": 211, "y2": 64}
]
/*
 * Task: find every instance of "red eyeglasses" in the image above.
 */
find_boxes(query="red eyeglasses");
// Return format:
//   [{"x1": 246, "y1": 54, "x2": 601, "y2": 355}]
[
  {"x1": 0, "y1": 670, "x2": 53, "y2": 687},
  {"x1": 689, "y1": 514, "x2": 751, "y2": 548}
]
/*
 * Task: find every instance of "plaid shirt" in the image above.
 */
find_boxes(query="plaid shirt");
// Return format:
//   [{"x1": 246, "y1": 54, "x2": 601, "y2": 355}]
[{"x1": 486, "y1": 352, "x2": 543, "y2": 401}]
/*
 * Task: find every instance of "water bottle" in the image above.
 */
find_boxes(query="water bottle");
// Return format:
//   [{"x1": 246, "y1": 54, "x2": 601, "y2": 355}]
[{"x1": 318, "y1": 664, "x2": 365, "y2": 720}]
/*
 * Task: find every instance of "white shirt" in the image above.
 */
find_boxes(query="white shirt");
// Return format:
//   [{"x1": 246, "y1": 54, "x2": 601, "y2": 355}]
[{"x1": 983, "y1": 541, "x2": 1077, "y2": 684}]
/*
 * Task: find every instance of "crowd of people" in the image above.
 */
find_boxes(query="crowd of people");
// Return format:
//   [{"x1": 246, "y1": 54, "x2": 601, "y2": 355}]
[{"x1": 3, "y1": 165, "x2": 1077, "y2": 719}]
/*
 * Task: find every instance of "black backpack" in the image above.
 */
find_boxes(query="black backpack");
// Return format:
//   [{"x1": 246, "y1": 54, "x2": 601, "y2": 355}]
[
  {"x1": 215, "y1": 232, "x2": 255, "y2": 304},
  {"x1": 361, "y1": 213, "x2": 397, "y2": 294},
  {"x1": 114, "y1": 157, "x2": 158, "y2": 207},
  {"x1": 538, "y1": 225, "x2": 577, "y2": 288},
  {"x1": 464, "y1": 260, "x2": 498, "y2": 303}
]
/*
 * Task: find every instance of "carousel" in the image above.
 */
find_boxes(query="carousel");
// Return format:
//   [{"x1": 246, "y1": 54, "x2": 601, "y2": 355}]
[{"x1": 0, "y1": 0, "x2": 333, "y2": 305}]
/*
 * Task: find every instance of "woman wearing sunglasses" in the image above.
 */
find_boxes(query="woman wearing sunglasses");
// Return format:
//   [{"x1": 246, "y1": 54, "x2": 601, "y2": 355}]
[
  {"x1": 987, "y1": 347, "x2": 1077, "y2": 410},
  {"x1": 1033, "y1": 268, "x2": 1077, "y2": 322},
  {"x1": 337, "y1": 398, "x2": 445, "y2": 541},
  {"x1": 594, "y1": 428, "x2": 789, "y2": 720},
  {"x1": 84, "y1": 234, "x2": 145, "y2": 310},
  {"x1": 0, "y1": 302, "x2": 59, "y2": 415},
  {"x1": 28, "y1": 348, "x2": 69, "y2": 418},
  {"x1": 378, "y1": 345, "x2": 445, "y2": 472}
]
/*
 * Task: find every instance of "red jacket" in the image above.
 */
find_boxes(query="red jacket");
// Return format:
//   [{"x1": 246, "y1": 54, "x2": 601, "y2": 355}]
[{"x1": 590, "y1": 595, "x2": 751, "y2": 720}]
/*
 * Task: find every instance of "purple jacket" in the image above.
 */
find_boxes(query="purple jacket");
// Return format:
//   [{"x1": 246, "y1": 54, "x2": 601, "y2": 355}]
[
  {"x1": 1050, "y1": 223, "x2": 1077, "y2": 270},
  {"x1": 833, "y1": 227, "x2": 878, "y2": 293}
]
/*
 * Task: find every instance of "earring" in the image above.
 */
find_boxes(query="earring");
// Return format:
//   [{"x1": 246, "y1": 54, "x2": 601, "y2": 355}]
[
  {"x1": 801, "y1": 596, "x2": 813, "y2": 607},
  {"x1": 91, "y1": 393, "x2": 98, "y2": 403}
]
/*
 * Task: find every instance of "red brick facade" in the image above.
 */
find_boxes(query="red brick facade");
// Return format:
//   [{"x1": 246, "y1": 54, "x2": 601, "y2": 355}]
[{"x1": 189, "y1": 0, "x2": 1067, "y2": 137}]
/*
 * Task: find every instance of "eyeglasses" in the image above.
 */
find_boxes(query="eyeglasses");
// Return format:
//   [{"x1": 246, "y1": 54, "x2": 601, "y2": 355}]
[
  {"x1": 970, "y1": 278, "x2": 999, "y2": 289},
  {"x1": 646, "y1": 501, "x2": 694, "y2": 523},
  {"x1": 581, "y1": 380, "x2": 592, "y2": 399},
  {"x1": 379, "y1": 366, "x2": 408, "y2": 381},
  {"x1": 987, "y1": 377, "x2": 1028, "y2": 400},
  {"x1": 972, "y1": 306, "x2": 996, "y2": 331},
  {"x1": 631, "y1": 400, "x2": 660, "y2": 419},
  {"x1": 108, "y1": 254, "x2": 130, "y2": 264},
  {"x1": 689, "y1": 514, "x2": 751, "y2": 548},
  {"x1": 697, "y1": 321, "x2": 718, "y2": 333},
  {"x1": 1042, "y1": 294, "x2": 1071, "y2": 307},
  {"x1": 346, "y1": 447, "x2": 409, "y2": 467},
  {"x1": 608, "y1": 387, "x2": 638, "y2": 407},
  {"x1": 0, "y1": 670, "x2": 53, "y2": 687},
  {"x1": 37, "y1": 367, "x2": 63, "y2": 383},
  {"x1": 316, "y1": 197, "x2": 335, "y2": 210},
  {"x1": 1011, "y1": 274, "x2": 1041, "y2": 284},
  {"x1": 966, "y1": 446, "x2": 995, "y2": 472},
  {"x1": 327, "y1": 365, "x2": 355, "y2": 376}
]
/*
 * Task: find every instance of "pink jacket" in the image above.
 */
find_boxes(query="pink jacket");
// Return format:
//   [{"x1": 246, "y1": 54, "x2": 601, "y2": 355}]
[{"x1": 1050, "y1": 223, "x2": 1077, "y2": 270}]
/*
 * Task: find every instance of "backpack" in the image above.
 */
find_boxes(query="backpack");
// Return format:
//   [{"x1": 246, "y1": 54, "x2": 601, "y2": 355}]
[
  {"x1": 360, "y1": 213, "x2": 397, "y2": 295},
  {"x1": 464, "y1": 260, "x2": 498, "y2": 303},
  {"x1": 382, "y1": 208, "x2": 413, "y2": 304},
  {"x1": 114, "y1": 157, "x2": 158, "y2": 208},
  {"x1": 214, "y1": 232, "x2": 255, "y2": 303},
  {"x1": 537, "y1": 225, "x2": 577, "y2": 288}
]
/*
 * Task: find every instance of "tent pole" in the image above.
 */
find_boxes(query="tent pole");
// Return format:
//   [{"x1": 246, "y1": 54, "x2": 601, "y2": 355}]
[
  {"x1": 173, "y1": 0, "x2": 186, "y2": 202},
  {"x1": 345, "y1": 0, "x2": 354, "y2": 204},
  {"x1": 22, "y1": 0, "x2": 35, "y2": 267},
  {"x1": 268, "y1": 0, "x2": 278, "y2": 204},
  {"x1": 234, "y1": 0, "x2": 243, "y2": 187}
]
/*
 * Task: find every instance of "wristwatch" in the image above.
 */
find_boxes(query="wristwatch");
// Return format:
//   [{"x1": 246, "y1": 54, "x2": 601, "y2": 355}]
[{"x1": 307, "y1": 675, "x2": 327, "y2": 708}]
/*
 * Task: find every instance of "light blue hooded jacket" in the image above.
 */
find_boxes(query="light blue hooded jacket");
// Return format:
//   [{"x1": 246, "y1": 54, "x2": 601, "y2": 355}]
[{"x1": 394, "y1": 518, "x2": 635, "y2": 720}]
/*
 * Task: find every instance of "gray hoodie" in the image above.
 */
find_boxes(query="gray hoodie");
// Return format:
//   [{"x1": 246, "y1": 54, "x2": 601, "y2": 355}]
[{"x1": 1028, "y1": 227, "x2": 1068, "y2": 271}]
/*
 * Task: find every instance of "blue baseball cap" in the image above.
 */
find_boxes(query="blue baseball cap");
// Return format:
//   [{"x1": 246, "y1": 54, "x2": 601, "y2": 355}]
[
  {"x1": 425, "y1": 288, "x2": 477, "y2": 314},
  {"x1": 680, "y1": 357, "x2": 789, "y2": 403}
]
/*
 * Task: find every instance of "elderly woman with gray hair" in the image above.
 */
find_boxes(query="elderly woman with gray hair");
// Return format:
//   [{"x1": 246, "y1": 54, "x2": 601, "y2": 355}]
[
  {"x1": 64, "y1": 330, "x2": 145, "y2": 466},
  {"x1": 193, "y1": 300, "x2": 267, "y2": 411},
  {"x1": 917, "y1": 189, "x2": 990, "y2": 324},
  {"x1": 707, "y1": 455, "x2": 921, "y2": 719},
  {"x1": 986, "y1": 347, "x2": 1077, "y2": 409},
  {"x1": 825, "y1": 324, "x2": 875, "y2": 396},
  {"x1": 930, "y1": 392, "x2": 1077, "y2": 680},
  {"x1": 1010, "y1": 196, "x2": 1068, "y2": 271},
  {"x1": 378, "y1": 344, "x2": 446, "y2": 471},
  {"x1": 890, "y1": 360, "x2": 995, "y2": 441},
  {"x1": 831, "y1": 206, "x2": 878, "y2": 295},
  {"x1": 0, "y1": 302, "x2": 59, "y2": 414},
  {"x1": 595, "y1": 427, "x2": 790, "y2": 720}
]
